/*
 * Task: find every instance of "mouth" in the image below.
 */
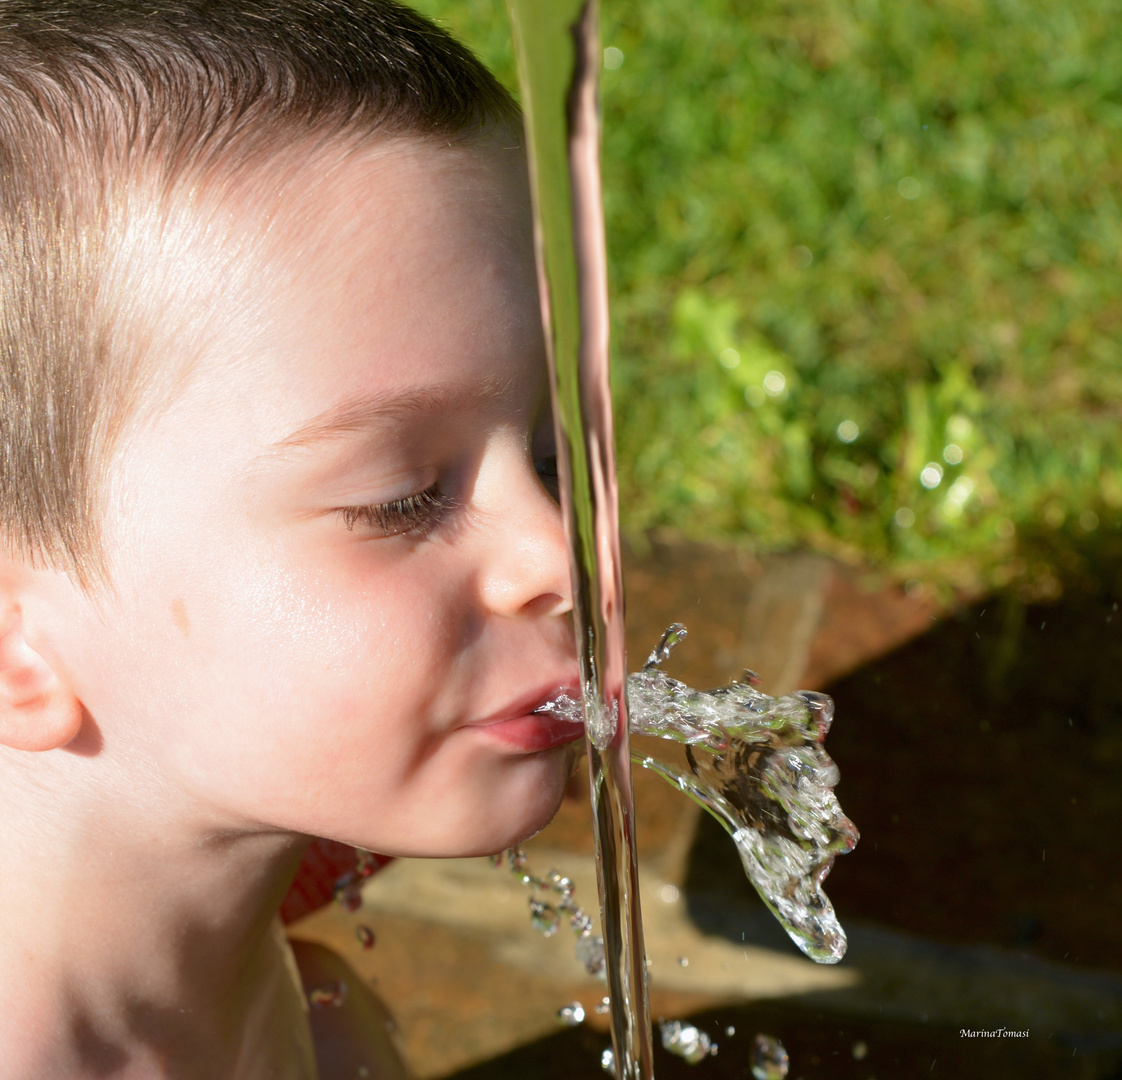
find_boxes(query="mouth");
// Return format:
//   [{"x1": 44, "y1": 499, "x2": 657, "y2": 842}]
[{"x1": 466, "y1": 685, "x2": 585, "y2": 753}]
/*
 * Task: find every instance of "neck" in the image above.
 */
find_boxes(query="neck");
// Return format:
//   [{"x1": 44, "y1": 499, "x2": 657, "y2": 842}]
[{"x1": 0, "y1": 744, "x2": 317, "y2": 1080}]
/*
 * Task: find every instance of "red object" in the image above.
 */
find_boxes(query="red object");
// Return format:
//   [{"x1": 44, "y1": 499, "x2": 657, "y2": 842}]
[{"x1": 279, "y1": 838, "x2": 392, "y2": 925}]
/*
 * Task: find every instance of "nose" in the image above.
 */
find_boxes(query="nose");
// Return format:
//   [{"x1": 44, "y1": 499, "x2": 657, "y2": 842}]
[{"x1": 473, "y1": 442, "x2": 573, "y2": 619}]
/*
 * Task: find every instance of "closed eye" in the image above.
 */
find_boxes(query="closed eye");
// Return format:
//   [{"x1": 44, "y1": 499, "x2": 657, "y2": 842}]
[
  {"x1": 339, "y1": 484, "x2": 454, "y2": 537},
  {"x1": 535, "y1": 454, "x2": 559, "y2": 501}
]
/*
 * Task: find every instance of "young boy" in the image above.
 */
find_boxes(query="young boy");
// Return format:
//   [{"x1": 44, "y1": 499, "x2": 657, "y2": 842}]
[{"x1": 0, "y1": 1, "x2": 584, "y2": 1075}]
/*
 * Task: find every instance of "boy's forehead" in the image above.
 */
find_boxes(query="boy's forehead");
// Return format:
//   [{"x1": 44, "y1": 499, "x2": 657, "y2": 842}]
[
  {"x1": 141, "y1": 131, "x2": 530, "y2": 329},
  {"x1": 142, "y1": 133, "x2": 528, "y2": 359},
  {"x1": 239, "y1": 132, "x2": 530, "y2": 263},
  {"x1": 138, "y1": 131, "x2": 542, "y2": 457}
]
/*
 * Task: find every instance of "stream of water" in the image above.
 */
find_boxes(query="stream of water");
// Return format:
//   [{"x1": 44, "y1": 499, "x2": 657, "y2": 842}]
[
  {"x1": 543, "y1": 624, "x2": 858, "y2": 964},
  {"x1": 503, "y1": 1, "x2": 856, "y2": 1074},
  {"x1": 503, "y1": 2, "x2": 653, "y2": 1076}
]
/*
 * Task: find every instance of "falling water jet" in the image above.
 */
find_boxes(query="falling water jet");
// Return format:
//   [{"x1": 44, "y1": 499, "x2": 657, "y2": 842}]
[{"x1": 503, "y1": 2, "x2": 654, "y2": 1077}]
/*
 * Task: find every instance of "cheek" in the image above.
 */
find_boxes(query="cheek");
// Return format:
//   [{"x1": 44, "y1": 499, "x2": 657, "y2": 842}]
[{"x1": 154, "y1": 553, "x2": 464, "y2": 767}]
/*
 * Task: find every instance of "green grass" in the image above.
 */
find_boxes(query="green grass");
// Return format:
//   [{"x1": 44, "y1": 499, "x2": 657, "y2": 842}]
[{"x1": 412, "y1": 0, "x2": 1122, "y2": 598}]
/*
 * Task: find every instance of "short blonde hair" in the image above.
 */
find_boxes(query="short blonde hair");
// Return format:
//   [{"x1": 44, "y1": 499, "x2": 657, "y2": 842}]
[{"x1": 0, "y1": 0, "x2": 518, "y2": 584}]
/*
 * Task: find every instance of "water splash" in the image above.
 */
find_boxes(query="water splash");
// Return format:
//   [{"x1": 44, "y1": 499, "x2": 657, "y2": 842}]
[
  {"x1": 576, "y1": 929, "x2": 607, "y2": 977},
  {"x1": 530, "y1": 898, "x2": 562, "y2": 936},
  {"x1": 502, "y1": 846, "x2": 607, "y2": 977},
  {"x1": 750, "y1": 1034, "x2": 790, "y2": 1079},
  {"x1": 558, "y1": 1001, "x2": 586, "y2": 1026},
  {"x1": 601, "y1": 1047, "x2": 619, "y2": 1077},
  {"x1": 308, "y1": 980, "x2": 348, "y2": 1009},
  {"x1": 540, "y1": 624, "x2": 858, "y2": 964},
  {"x1": 333, "y1": 877, "x2": 363, "y2": 913},
  {"x1": 659, "y1": 1020, "x2": 716, "y2": 1064}
]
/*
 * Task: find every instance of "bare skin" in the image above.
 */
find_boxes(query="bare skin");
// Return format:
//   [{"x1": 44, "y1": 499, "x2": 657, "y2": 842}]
[{"x1": 0, "y1": 136, "x2": 576, "y2": 1077}]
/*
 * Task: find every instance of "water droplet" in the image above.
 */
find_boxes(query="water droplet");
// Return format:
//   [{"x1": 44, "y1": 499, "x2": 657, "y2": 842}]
[
  {"x1": 355, "y1": 849, "x2": 381, "y2": 879},
  {"x1": 660, "y1": 1020, "x2": 715, "y2": 1064},
  {"x1": 355, "y1": 924, "x2": 376, "y2": 950},
  {"x1": 601, "y1": 1047, "x2": 618, "y2": 1077},
  {"x1": 751, "y1": 1034, "x2": 789, "y2": 1079},
  {"x1": 557, "y1": 1001, "x2": 585, "y2": 1026},
  {"x1": 898, "y1": 176, "x2": 922, "y2": 199},
  {"x1": 308, "y1": 980, "x2": 348, "y2": 1009},
  {"x1": 546, "y1": 869, "x2": 574, "y2": 896},
  {"x1": 594, "y1": 995, "x2": 611, "y2": 1015},
  {"x1": 763, "y1": 371, "x2": 786, "y2": 397},
  {"x1": 852, "y1": 1039, "x2": 869, "y2": 1060},
  {"x1": 507, "y1": 847, "x2": 528, "y2": 872},
  {"x1": 530, "y1": 899, "x2": 561, "y2": 937},
  {"x1": 644, "y1": 623, "x2": 687, "y2": 669},
  {"x1": 575, "y1": 932, "x2": 606, "y2": 977},
  {"x1": 946, "y1": 413, "x2": 972, "y2": 440},
  {"x1": 602, "y1": 46, "x2": 624, "y2": 70},
  {"x1": 570, "y1": 910, "x2": 594, "y2": 935},
  {"x1": 333, "y1": 877, "x2": 363, "y2": 913}
]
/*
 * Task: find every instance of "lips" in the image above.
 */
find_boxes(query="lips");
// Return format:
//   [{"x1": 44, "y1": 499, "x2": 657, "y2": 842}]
[{"x1": 465, "y1": 685, "x2": 585, "y2": 753}]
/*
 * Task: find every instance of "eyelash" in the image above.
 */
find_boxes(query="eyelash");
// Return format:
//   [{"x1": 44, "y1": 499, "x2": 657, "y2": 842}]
[
  {"x1": 339, "y1": 451, "x2": 556, "y2": 537},
  {"x1": 340, "y1": 484, "x2": 454, "y2": 537},
  {"x1": 535, "y1": 454, "x2": 560, "y2": 499}
]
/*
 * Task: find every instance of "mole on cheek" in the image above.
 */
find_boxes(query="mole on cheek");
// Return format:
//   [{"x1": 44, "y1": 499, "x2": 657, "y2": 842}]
[{"x1": 170, "y1": 598, "x2": 190, "y2": 637}]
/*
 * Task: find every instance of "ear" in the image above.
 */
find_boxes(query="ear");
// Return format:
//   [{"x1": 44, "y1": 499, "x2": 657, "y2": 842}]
[{"x1": 0, "y1": 592, "x2": 84, "y2": 753}]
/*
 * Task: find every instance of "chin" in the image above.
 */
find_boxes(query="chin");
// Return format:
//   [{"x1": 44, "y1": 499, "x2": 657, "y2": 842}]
[
  {"x1": 334, "y1": 743, "x2": 580, "y2": 859},
  {"x1": 451, "y1": 742, "x2": 579, "y2": 858}
]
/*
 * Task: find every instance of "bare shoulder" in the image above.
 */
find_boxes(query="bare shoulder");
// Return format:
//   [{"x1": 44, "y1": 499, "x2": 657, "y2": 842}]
[{"x1": 287, "y1": 937, "x2": 412, "y2": 1080}]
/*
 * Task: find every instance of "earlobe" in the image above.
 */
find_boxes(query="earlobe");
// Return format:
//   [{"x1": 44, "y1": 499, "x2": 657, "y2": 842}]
[{"x1": 0, "y1": 600, "x2": 84, "y2": 752}]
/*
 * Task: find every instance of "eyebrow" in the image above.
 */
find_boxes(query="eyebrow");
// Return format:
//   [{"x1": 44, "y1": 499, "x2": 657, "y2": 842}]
[{"x1": 266, "y1": 373, "x2": 522, "y2": 454}]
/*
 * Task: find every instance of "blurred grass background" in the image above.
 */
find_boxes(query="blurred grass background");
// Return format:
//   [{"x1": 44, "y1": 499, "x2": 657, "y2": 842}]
[{"x1": 413, "y1": 0, "x2": 1122, "y2": 600}]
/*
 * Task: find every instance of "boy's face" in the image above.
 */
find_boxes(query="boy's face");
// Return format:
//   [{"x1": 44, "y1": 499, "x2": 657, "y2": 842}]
[{"x1": 37, "y1": 135, "x2": 583, "y2": 856}]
